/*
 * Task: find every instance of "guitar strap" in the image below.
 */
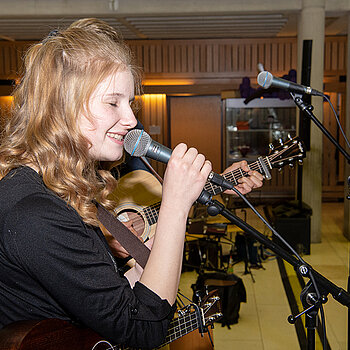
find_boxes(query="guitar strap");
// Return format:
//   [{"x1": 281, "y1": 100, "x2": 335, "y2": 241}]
[
  {"x1": 97, "y1": 204, "x2": 150, "y2": 269},
  {"x1": 97, "y1": 157, "x2": 162, "y2": 270}
]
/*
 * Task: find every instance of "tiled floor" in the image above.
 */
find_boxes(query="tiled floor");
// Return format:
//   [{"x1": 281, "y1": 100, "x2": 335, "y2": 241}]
[{"x1": 178, "y1": 202, "x2": 349, "y2": 349}]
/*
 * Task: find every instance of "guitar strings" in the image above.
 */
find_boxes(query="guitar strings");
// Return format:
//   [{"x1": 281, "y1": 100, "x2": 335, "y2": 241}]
[
  {"x1": 141, "y1": 158, "x2": 265, "y2": 220},
  {"x1": 163, "y1": 301, "x2": 217, "y2": 346},
  {"x1": 140, "y1": 144, "x2": 300, "y2": 220},
  {"x1": 163, "y1": 312, "x2": 199, "y2": 343}
]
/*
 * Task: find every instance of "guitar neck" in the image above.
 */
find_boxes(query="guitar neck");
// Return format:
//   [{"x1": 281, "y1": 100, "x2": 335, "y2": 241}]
[
  {"x1": 158, "y1": 310, "x2": 200, "y2": 348},
  {"x1": 118, "y1": 312, "x2": 200, "y2": 349},
  {"x1": 142, "y1": 157, "x2": 270, "y2": 226},
  {"x1": 204, "y1": 156, "x2": 269, "y2": 196}
]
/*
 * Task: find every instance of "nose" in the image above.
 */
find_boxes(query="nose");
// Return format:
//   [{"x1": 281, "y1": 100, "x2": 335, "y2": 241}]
[{"x1": 121, "y1": 104, "x2": 138, "y2": 129}]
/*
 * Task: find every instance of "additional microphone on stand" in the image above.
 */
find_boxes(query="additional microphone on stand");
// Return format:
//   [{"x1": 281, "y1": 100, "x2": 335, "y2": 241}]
[
  {"x1": 124, "y1": 129, "x2": 234, "y2": 190},
  {"x1": 257, "y1": 71, "x2": 324, "y2": 96},
  {"x1": 257, "y1": 62, "x2": 265, "y2": 72}
]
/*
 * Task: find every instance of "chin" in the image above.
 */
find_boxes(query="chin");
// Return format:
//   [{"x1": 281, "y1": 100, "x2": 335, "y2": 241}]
[
  {"x1": 104, "y1": 154, "x2": 123, "y2": 162},
  {"x1": 92, "y1": 149, "x2": 123, "y2": 162}
]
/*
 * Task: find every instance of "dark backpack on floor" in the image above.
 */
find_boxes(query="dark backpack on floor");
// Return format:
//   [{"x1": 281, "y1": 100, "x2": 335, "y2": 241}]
[{"x1": 192, "y1": 272, "x2": 247, "y2": 329}]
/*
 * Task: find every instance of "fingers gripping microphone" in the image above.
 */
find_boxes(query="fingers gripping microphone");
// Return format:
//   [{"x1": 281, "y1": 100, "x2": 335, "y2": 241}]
[
  {"x1": 257, "y1": 71, "x2": 323, "y2": 97},
  {"x1": 124, "y1": 129, "x2": 234, "y2": 190}
]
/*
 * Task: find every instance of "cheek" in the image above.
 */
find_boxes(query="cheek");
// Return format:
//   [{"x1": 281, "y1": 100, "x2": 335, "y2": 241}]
[
  {"x1": 79, "y1": 116, "x2": 107, "y2": 148},
  {"x1": 79, "y1": 115, "x2": 95, "y2": 138}
]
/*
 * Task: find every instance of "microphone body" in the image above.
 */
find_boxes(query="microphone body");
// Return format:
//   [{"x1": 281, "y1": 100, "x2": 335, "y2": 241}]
[
  {"x1": 257, "y1": 71, "x2": 323, "y2": 97},
  {"x1": 124, "y1": 129, "x2": 234, "y2": 190},
  {"x1": 141, "y1": 139, "x2": 172, "y2": 164}
]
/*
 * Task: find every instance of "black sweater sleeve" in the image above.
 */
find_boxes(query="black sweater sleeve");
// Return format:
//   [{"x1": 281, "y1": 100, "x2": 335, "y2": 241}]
[{"x1": 3, "y1": 193, "x2": 175, "y2": 349}]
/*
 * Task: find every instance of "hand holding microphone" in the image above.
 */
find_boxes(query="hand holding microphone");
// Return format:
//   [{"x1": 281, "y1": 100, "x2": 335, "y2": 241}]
[{"x1": 124, "y1": 129, "x2": 213, "y2": 209}]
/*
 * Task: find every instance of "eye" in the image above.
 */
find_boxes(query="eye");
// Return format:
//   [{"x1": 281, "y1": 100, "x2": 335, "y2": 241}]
[{"x1": 109, "y1": 102, "x2": 118, "y2": 107}]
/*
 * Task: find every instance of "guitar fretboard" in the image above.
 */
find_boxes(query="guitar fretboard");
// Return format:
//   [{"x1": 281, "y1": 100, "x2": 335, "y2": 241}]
[
  {"x1": 142, "y1": 156, "x2": 269, "y2": 226},
  {"x1": 158, "y1": 311, "x2": 199, "y2": 347},
  {"x1": 203, "y1": 156, "x2": 270, "y2": 196},
  {"x1": 140, "y1": 138, "x2": 304, "y2": 227},
  {"x1": 107, "y1": 305, "x2": 204, "y2": 350}
]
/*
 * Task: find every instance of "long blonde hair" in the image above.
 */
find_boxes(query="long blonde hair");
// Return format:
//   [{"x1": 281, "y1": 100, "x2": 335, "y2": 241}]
[{"x1": 0, "y1": 18, "x2": 142, "y2": 226}]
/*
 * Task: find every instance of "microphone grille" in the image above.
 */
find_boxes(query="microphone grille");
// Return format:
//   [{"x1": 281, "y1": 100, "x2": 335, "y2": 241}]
[
  {"x1": 124, "y1": 129, "x2": 151, "y2": 157},
  {"x1": 257, "y1": 71, "x2": 273, "y2": 89}
]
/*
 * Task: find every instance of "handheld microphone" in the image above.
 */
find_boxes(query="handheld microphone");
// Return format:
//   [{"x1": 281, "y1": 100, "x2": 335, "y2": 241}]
[
  {"x1": 257, "y1": 71, "x2": 323, "y2": 97},
  {"x1": 124, "y1": 129, "x2": 234, "y2": 190}
]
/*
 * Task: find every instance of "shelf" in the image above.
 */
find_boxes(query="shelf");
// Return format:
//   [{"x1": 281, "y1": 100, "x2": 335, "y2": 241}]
[
  {"x1": 223, "y1": 98, "x2": 297, "y2": 173},
  {"x1": 227, "y1": 128, "x2": 296, "y2": 132}
]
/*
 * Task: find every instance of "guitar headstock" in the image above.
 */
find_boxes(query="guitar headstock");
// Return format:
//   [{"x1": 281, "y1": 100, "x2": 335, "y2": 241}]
[
  {"x1": 200, "y1": 289, "x2": 223, "y2": 326},
  {"x1": 268, "y1": 136, "x2": 306, "y2": 170}
]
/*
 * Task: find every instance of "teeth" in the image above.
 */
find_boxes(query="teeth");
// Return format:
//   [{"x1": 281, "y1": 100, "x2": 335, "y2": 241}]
[{"x1": 107, "y1": 133, "x2": 123, "y2": 141}]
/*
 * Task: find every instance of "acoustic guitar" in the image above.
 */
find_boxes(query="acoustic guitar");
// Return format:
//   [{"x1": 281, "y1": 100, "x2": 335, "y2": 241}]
[
  {"x1": 0, "y1": 290, "x2": 222, "y2": 350},
  {"x1": 111, "y1": 137, "x2": 305, "y2": 241}
]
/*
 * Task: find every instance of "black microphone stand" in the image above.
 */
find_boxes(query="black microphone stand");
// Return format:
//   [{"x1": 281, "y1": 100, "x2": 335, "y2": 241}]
[
  {"x1": 290, "y1": 93, "x2": 350, "y2": 349},
  {"x1": 196, "y1": 191, "x2": 350, "y2": 350},
  {"x1": 290, "y1": 93, "x2": 350, "y2": 165}
]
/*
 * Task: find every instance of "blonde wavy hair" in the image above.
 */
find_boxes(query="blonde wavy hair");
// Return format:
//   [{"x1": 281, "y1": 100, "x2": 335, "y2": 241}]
[{"x1": 0, "y1": 18, "x2": 142, "y2": 226}]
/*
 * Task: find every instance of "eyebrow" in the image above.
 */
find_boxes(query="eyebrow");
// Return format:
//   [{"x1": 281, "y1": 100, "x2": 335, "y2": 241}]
[
  {"x1": 104, "y1": 93, "x2": 135, "y2": 100},
  {"x1": 104, "y1": 93, "x2": 124, "y2": 98}
]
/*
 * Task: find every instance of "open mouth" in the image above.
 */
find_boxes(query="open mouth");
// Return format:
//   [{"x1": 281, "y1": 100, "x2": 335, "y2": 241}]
[{"x1": 106, "y1": 132, "x2": 124, "y2": 142}]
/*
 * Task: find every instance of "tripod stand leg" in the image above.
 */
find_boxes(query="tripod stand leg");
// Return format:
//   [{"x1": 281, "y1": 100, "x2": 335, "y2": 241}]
[
  {"x1": 307, "y1": 327, "x2": 316, "y2": 350},
  {"x1": 348, "y1": 275, "x2": 350, "y2": 350},
  {"x1": 305, "y1": 309, "x2": 318, "y2": 350}
]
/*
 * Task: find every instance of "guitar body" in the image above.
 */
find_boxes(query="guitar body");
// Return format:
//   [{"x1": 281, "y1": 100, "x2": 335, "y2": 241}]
[
  {"x1": 110, "y1": 170, "x2": 162, "y2": 241},
  {"x1": 0, "y1": 319, "x2": 102, "y2": 350},
  {"x1": 0, "y1": 291, "x2": 222, "y2": 350}
]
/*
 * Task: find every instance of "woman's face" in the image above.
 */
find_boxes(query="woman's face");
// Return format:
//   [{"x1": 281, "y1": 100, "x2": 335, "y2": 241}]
[{"x1": 79, "y1": 69, "x2": 137, "y2": 161}]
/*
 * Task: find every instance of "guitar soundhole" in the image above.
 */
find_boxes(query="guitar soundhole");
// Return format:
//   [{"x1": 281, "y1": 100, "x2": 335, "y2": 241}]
[{"x1": 117, "y1": 209, "x2": 145, "y2": 239}]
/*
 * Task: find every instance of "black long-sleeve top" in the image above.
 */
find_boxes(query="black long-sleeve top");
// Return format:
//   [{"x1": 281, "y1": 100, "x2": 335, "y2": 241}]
[{"x1": 0, "y1": 166, "x2": 175, "y2": 349}]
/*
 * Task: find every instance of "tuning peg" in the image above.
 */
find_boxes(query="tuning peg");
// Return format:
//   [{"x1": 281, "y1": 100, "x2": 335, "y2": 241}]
[
  {"x1": 269, "y1": 143, "x2": 274, "y2": 151},
  {"x1": 287, "y1": 133, "x2": 292, "y2": 140},
  {"x1": 289, "y1": 163, "x2": 294, "y2": 168},
  {"x1": 279, "y1": 138, "x2": 284, "y2": 145},
  {"x1": 298, "y1": 160, "x2": 303, "y2": 165}
]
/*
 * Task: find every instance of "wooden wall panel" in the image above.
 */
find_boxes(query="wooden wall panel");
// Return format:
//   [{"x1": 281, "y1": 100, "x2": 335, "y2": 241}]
[
  {"x1": 0, "y1": 96, "x2": 13, "y2": 130},
  {"x1": 0, "y1": 42, "x2": 33, "y2": 79},
  {"x1": 137, "y1": 94, "x2": 168, "y2": 176},
  {"x1": 324, "y1": 36, "x2": 347, "y2": 76},
  {"x1": 169, "y1": 95, "x2": 222, "y2": 173},
  {"x1": 0, "y1": 37, "x2": 345, "y2": 81},
  {"x1": 128, "y1": 37, "x2": 311, "y2": 82},
  {"x1": 322, "y1": 92, "x2": 346, "y2": 198}
]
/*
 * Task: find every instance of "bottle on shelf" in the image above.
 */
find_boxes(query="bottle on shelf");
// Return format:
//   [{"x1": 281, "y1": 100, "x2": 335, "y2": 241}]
[{"x1": 227, "y1": 253, "x2": 234, "y2": 274}]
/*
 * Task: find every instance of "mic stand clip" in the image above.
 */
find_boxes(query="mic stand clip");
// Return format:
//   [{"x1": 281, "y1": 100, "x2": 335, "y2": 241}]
[{"x1": 288, "y1": 282, "x2": 328, "y2": 350}]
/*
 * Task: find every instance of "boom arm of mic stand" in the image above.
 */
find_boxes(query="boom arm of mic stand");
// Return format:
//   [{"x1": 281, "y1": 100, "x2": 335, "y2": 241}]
[
  {"x1": 202, "y1": 196, "x2": 350, "y2": 308},
  {"x1": 291, "y1": 93, "x2": 350, "y2": 164}
]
